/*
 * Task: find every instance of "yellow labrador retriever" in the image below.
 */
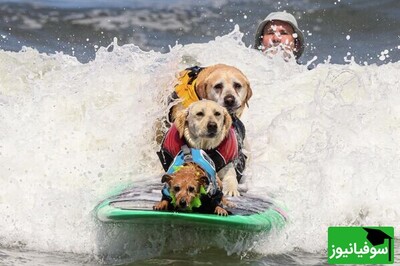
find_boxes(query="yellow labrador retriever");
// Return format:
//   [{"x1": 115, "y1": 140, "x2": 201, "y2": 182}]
[
  {"x1": 169, "y1": 64, "x2": 253, "y2": 123},
  {"x1": 158, "y1": 100, "x2": 240, "y2": 196}
]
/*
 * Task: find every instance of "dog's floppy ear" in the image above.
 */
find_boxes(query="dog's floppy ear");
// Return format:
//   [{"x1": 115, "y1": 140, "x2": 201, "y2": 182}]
[
  {"x1": 161, "y1": 174, "x2": 173, "y2": 185},
  {"x1": 223, "y1": 108, "x2": 233, "y2": 133},
  {"x1": 195, "y1": 66, "x2": 214, "y2": 100},
  {"x1": 174, "y1": 109, "x2": 188, "y2": 138},
  {"x1": 195, "y1": 79, "x2": 208, "y2": 100},
  {"x1": 244, "y1": 80, "x2": 253, "y2": 107}
]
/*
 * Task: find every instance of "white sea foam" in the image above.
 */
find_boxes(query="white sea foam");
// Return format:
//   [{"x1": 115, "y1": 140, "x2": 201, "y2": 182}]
[{"x1": 0, "y1": 27, "x2": 399, "y2": 257}]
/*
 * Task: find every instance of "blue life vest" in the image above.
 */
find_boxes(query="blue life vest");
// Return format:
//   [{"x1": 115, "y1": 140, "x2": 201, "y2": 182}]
[{"x1": 163, "y1": 145, "x2": 219, "y2": 197}]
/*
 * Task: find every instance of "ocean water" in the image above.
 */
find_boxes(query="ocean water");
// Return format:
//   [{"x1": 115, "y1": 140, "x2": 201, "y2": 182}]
[{"x1": 1, "y1": 0, "x2": 400, "y2": 265}]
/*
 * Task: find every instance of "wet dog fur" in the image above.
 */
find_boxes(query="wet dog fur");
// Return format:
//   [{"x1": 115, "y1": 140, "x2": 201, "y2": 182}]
[
  {"x1": 174, "y1": 100, "x2": 240, "y2": 196},
  {"x1": 153, "y1": 162, "x2": 228, "y2": 216}
]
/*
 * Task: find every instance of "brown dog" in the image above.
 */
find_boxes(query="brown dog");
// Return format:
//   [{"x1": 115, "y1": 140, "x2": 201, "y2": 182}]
[
  {"x1": 169, "y1": 64, "x2": 253, "y2": 123},
  {"x1": 153, "y1": 162, "x2": 228, "y2": 216},
  {"x1": 175, "y1": 100, "x2": 232, "y2": 150},
  {"x1": 157, "y1": 100, "x2": 240, "y2": 196}
]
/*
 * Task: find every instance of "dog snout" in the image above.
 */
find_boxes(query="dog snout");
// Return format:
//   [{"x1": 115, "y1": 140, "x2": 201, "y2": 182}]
[
  {"x1": 207, "y1": 122, "x2": 218, "y2": 134},
  {"x1": 179, "y1": 199, "x2": 187, "y2": 208},
  {"x1": 224, "y1": 95, "x2": 236, "y2": 107}
]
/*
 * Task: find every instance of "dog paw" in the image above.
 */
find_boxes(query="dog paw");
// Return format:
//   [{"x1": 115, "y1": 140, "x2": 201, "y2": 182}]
[
  {"x1": 223, "y1": 200, "x2": 236, "y2": 208},
  {"x1": 215, "y1": 206, "x2": 228, "y2": 216},
  {"x1": 153, "y1": 205, "x2": 161, "y2": 210},
  {"x1": 221, "y1": 171, "x2": 240, "y2": 197},
  {"x1": 223, "y1": 189, "x2": 241, "y2": 197},
  {"x1": 153, "y1": 201, "x2": 168, "y2": 210}
]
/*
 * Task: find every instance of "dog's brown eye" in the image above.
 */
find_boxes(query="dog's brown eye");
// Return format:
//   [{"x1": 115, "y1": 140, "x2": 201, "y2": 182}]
[
  {"x1": 173, "y1": 186, "x2": 180, "y2": 192},
  {"x1": 196, "y1": 111, "x2": 204, "y2": 117},
  {"x1": 188, "y1": 186, "x2": 195, "y2": 193},
  {"x1": 214, "y1": 111, "x2": 221, "y2": 116},
  {"x1": 233, "y1": 82, "x2": 242, "y2": 90},
  {"x1": 214, "y1": 83, "x2": 223, "y2": 90}
]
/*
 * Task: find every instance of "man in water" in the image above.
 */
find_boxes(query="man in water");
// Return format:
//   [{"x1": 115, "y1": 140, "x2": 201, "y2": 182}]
[{"x1": 254, "y1": 11, "x2": 305, "y2": 61}]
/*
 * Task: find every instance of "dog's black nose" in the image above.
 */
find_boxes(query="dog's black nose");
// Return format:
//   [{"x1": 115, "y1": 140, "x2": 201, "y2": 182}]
[
  {"x1": 179, "y1": 199, "x2": 187, "y2": 208},
  {"x1": 224, "y1": 95, "x2": 236, "y2": 107},
  {"x1": 207, "y1": 122, "x2": 218, "y2": 133}
]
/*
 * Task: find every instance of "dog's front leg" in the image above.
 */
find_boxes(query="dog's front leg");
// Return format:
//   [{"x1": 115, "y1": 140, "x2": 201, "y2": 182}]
[
  {"x1": 221, "y1": 197, "x2": 236, "y2": 208},
  {"x1": 153, "y1": 200, "x2": 169, "y2": 210},
  {"x1": 214, "y1": 206, "x2": 228, "y2": 216},
  {"x1": 218, "y1": 163, "x2": 240, "y2": 197}
]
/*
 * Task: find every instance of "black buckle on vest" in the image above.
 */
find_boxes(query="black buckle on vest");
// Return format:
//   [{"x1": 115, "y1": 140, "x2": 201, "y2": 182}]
[
  {"x1": 186, "y1": 66, "x2": 203, "y2": 85},
  {"x1": 181, "y1": 145, "x2": 193, "y2": 162}
]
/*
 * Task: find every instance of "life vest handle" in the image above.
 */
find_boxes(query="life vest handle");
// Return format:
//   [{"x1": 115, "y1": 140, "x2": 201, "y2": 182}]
[
  {"x1": 186, "y1": 66, "x2": 203, "y2": 84},
  {"x1": 181, "y1": 145, "x2": 193, "y2": 162}
]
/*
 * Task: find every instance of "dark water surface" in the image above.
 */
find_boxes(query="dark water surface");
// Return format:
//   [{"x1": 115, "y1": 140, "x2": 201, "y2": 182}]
[{"x1": 1, "y1": 0, "x2": 399, "y2": 64}]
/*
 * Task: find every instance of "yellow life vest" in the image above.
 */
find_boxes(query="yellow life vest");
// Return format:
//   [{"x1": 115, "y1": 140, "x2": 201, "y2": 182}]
[{"x1": 174, "y1": 67, "x2": 203, "y2": 108}]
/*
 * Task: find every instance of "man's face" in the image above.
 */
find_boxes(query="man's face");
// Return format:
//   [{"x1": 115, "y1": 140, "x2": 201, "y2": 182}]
[{"x1": 261, "y1": 20, "x2": 296, "y2": 53}]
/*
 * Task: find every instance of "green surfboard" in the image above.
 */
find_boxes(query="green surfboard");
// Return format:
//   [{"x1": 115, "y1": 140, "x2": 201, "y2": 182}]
[{"x1": 96, "y1": 182, "x2": 286, "y2": 232}]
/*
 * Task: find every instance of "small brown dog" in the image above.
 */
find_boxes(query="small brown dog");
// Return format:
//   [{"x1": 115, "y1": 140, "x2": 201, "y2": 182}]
[
  {"x1": 169, "y1": 64, "x2": 253, "y2": 122},
  {"x1": 153, "y1": 162, "x2": 228, "y2": 216}
]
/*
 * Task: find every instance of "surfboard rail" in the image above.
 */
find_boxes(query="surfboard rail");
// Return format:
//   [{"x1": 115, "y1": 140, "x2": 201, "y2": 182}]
[{"x1": 95, "y1": 184, "x2": 287, "y2": 232}]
